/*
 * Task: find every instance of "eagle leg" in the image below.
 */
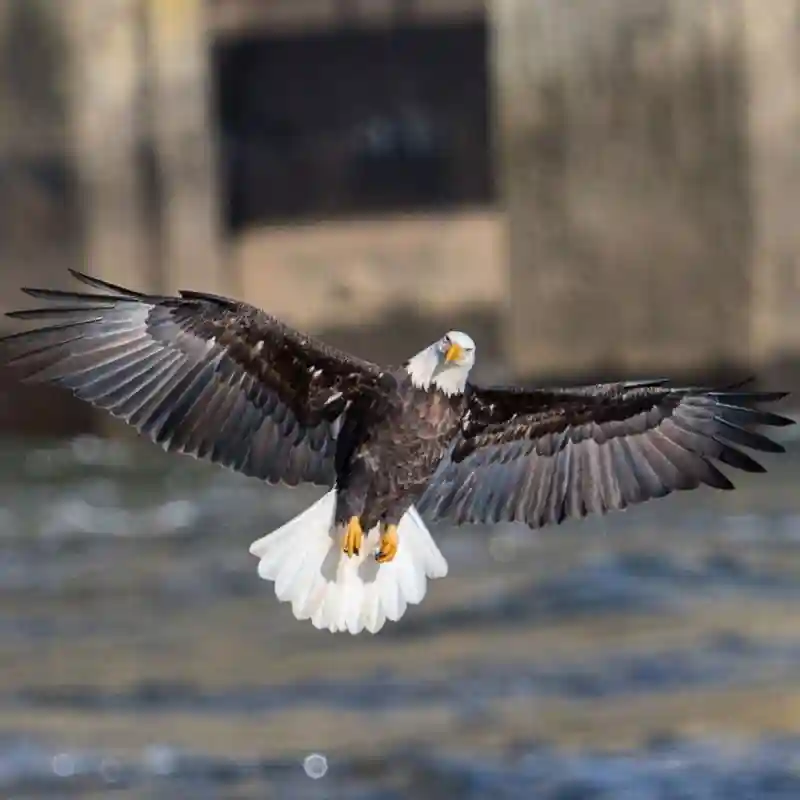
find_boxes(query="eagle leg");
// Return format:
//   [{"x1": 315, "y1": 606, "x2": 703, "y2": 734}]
[
  {"x1": 342, "y1": 516, "x2": 363, "y2": 558},
  {"x1": 376, "y1": 524, "x2": 398, "y2": 564}
]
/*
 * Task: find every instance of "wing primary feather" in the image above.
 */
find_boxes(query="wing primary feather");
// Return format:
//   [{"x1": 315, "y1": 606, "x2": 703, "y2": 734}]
[
  {"x1": 8, "y1": 303, "x2": 118, "y2": 318},
  {"x1": 65, "y1": 269, "x2": 151, "y2": 298},
  {"x1": 711, "y1": 440, "x2": 766, "y2": 474},
  {"x1": 712, "y1": 417, "x2": 786, "y2": 453}
]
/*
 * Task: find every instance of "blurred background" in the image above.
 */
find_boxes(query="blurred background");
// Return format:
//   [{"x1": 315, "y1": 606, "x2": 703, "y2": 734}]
[{"x1": 0, "y1": 0, "x2": 800, "y2": 797}]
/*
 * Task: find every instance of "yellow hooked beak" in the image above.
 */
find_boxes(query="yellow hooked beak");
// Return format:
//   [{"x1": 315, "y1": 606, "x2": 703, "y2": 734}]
[{"x1": 445, "y1": 342, "x2": 464, "y2": 363}]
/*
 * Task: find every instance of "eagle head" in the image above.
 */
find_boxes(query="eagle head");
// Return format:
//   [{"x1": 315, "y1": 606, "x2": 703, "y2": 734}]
[{"x1": 405, "y1": 330, "x2": 476, "y2": 396}]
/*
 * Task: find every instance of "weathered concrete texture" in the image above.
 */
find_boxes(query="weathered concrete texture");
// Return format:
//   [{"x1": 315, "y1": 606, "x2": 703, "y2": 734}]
[
  {"x1": 0, "y1": 0, "x2": 227, "y2": 436},
  {"x1": 208, "y1": 0, "x2": 485, "y2": 39},
  {"x1": 63, "y1": 0, "x2": 225, "y2": 297},
  {"x1": 0, "y1": 1, "x2": 92, "y2": 437},
  {"x1": 492, "y1": 0, "x2": 800, "y2": 382},
  {"x1": 64, "y1": 0, "x2": 157, "y2": 296},
  {"x1": 144, "y1": 0, "x2": 225, "y2": 296},
  {"x1": 0, "y1": 0, "x2": 81, "y2": 303},
  {"x1": 235, "y1": 211, "x2": 506, "y2": 334},
  {"x1": 743, "y1": 0, "x2": 800, "y2": 386},
  {"x1": 3, "y1": 1, "x2": 800, "y2": 436}
]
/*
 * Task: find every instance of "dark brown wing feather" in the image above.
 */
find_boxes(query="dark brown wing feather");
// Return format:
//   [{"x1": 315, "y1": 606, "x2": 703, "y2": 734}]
[
  {"x1": 0, "y1": 270, "x2": 387, "y2": 486},
  {"x1": 417, "y1": 379, "x2": 794, "y2": 527}
]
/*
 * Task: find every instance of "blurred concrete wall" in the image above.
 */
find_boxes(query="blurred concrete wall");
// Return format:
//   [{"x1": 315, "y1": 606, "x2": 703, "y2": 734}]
[
  {"x1": 0, "y1": 1, "x2": 92, "y2": 435},
  {"x1": 0, "y1": 0, "x2": 226, "y2": 436},
  {"x1": 1, "y1": 0, "x2": 800, "y2": 438},
  {"x1": 0, "y1": 1, "x2": 80, "y2": 297},
  {"x1": 493, "y1": 0, "x2": 800, "y2": 386},
  {"x1": 66, "y1": 0, "x2": 225, "y2": 298},
  {"x1": 0, "y1": 0, "x2": 225, "y2": 302}
]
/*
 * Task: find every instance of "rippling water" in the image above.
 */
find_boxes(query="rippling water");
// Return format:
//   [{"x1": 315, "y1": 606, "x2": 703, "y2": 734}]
[{"x1": 3, "y1": 427, "x2": 800, "y2": 799}]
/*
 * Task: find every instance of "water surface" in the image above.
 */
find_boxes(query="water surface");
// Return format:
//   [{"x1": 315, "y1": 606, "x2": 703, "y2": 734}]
[{"x1": 2, "y1": 429, "x2": 800, "y2": 798}]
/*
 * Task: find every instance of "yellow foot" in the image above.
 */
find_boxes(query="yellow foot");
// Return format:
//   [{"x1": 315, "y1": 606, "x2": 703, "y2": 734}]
[
  {"x1": 376, "y1": 524, "x2": 399, "y2": 564},
  {"x1": 342, "y1": 516, "x2": 363, "y2": 558}
]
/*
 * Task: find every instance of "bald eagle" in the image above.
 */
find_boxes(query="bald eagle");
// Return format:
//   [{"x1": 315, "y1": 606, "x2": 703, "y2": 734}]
[{"x1": 0, "y1": 271, "x2": 793, "y2": 633}]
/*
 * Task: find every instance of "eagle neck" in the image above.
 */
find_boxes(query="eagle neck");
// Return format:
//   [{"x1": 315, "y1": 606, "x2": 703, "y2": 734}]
[{"x1": 404, "y1": 344, "x2": 469, "y2": 397}]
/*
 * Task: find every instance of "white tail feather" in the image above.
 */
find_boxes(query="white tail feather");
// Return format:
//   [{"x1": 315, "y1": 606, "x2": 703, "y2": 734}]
[{"x1": 248, "y1": 490, "x2": 448, "y2": 634}]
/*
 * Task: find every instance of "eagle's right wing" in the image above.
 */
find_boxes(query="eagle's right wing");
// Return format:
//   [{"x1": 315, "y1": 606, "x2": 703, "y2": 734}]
[
  {"x1": 418, "y1": 380, "x2": 794, "y2": 527},
  {"x1": 0, "y1": 270, "x2": 389, "y2": 487}
]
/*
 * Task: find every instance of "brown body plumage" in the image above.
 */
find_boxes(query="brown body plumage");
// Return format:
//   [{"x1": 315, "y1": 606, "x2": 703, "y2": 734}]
[{"x1": 339, "y1": 378, "x2": 465, "y2": 531}]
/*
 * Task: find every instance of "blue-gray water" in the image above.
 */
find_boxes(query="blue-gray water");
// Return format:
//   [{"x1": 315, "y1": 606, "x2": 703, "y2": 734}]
[{"x1": 3, "y1": 427, "x2": 800, "y2": 799}]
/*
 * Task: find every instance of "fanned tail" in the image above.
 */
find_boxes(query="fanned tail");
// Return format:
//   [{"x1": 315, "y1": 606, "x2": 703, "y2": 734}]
[{"x1": 248, "y1": 490, "x2": 448, "y2": 634}]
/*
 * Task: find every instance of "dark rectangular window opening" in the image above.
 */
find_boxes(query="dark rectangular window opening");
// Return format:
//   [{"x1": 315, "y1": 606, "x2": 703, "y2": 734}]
[{"x1": 212, "y1": 20, "x2": 493, "y2": 232}]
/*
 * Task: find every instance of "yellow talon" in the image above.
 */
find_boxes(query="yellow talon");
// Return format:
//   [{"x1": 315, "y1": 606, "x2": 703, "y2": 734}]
[
  {"x1": 376, "y1": 524, "x2": 399, "y2": 564},
  {"x1": 343, "y1": 516, "x2": 363, "y2": 558}
]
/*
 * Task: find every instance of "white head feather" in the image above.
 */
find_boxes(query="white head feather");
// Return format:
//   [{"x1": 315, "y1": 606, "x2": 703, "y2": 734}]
[{"x1": 404, "y1": 330, "x2": 476, "y2": 396}]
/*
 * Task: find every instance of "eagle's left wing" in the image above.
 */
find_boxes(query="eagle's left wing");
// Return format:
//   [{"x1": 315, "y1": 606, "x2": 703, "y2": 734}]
[
  {"x1": 417, "y1": 380, "x2": 794, "y2": 528},
  {"x1": 0, "y1": 270, "x2": 389, "y2": 487}
]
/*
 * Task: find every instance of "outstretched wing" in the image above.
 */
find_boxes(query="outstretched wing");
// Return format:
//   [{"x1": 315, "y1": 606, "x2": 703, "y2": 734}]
[
  {"x1": 0, "y1": 270, "x2": 388, "y2": 486},
  {"x1": 417, "y1": 379, "x2": 794, "y2": 527}
]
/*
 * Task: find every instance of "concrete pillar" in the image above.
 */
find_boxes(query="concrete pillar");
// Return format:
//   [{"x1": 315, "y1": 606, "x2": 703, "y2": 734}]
[
  {"x1": 66, "y1": 0, "x2": 226, "y2": 299},
  {"x1": 0, "y1": 0, "x2": 83, "y2": 302},
  {"x1": 143, "y1": 0, "x2": 227, "y2": 296},
  {"x1": 492, "y1": 0, "x2": 753, "y2": 382},
  {"x1": 743, "y1": 0, "x2": 800, "y2": 384},
  {"x1": 65, "y1": 0, "x2": 157, "y2": 294},
  {"x1": 0, "y1": 0, "x2": 96, "y2": 436}
]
